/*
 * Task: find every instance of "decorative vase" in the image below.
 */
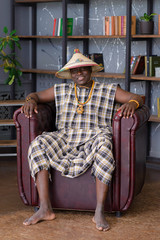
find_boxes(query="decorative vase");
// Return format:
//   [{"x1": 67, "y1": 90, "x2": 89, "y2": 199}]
[{"x1": 139, "y1": 21, "x2": 154, "y2": 34}]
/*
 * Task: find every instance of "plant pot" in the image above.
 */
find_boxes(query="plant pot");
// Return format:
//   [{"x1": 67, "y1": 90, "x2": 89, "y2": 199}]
[{"x1": 139, "y1": 21, "x2": 154, "y2": 34}]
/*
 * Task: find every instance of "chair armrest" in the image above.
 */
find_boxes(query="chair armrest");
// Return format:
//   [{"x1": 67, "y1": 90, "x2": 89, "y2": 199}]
[
  {"x1": 113, "y1": 104, "x2": 150, "y2": 130},
  {"x1": 111, "y1": 104, "x2": 150, "y2": 211},
  {"x1": 112, "y1": 104, "x2": 150, "y2": 160}
]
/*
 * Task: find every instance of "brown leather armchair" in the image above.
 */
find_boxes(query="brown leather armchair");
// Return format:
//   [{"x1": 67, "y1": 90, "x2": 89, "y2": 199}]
[{"x1": 13, "y1": 103, "x2": 150, "y2": 215}]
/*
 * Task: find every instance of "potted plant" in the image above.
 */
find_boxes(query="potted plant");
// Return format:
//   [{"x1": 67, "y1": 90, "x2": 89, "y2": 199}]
[
  {"x1": 139, "y1": 13, "x2": 157, "y2": 34},
  {"x1": 0, "y1": 26, "x2": 22, "y2": 86}
]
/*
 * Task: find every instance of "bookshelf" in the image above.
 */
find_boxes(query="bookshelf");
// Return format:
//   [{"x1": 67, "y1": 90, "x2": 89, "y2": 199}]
[
  {"x1": 13, "y1": 0, "x2": 160, "y2": 165},
  {"x1": 0, "y1": 100, "x2": 25, "y2": 156}
]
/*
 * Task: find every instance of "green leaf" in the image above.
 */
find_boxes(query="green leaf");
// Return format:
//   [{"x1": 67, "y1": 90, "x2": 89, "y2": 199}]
[
  {"x1": 12, "y1": 36, "x2": 19, "y2": 41},
  {"x1": 140, "y1": 12, "x2": 157, "y2": 21},
  {"x1": 8, "y1": 75, "x2": 15, "y2": 85},
  {"x1": 14, "y1": 58, "x2": 22, "y2": 66},
  {"x1": 16, "y1": 70, "x2": 22, "y2": 77},
  {"x1": 8, "y1": 40, "x2": 14, "y2": 50},
  {"x1": 4, "y1": 68, "x2": 9, "y2": 73},
  {"x1": 10, "y1": 29, "x2": 16, "y2": 36},
  {"x1": 15, "y1": 41, "x2": 21, "y2": 49},
  {"x1": 3, "y1": 41, "x2": 8, "y2": 48},
  {"x1": 1, "y1": 27, "x2": 22, "y2": 85},
  {"x1": 3, "y1": 26, "x2": 8, "y2": 34}
]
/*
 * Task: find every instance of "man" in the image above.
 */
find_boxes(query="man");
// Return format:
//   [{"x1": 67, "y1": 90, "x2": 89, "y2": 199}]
[{"x1": 21, "y1": 49, "x2": 143, "y2": 231}]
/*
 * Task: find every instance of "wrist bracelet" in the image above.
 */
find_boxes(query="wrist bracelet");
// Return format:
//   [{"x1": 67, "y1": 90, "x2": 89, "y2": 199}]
[
  {"x1": 128, "y1": 99, "x2": 139, "y2": 109},
  {"x1": 25, "y1": 96, "x2": 36, "y2": 102}
]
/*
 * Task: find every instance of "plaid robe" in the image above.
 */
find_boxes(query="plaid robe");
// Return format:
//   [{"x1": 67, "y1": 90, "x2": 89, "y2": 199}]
[{"x1": 28, "y1": 82, "x2": 118, "y2": 184}]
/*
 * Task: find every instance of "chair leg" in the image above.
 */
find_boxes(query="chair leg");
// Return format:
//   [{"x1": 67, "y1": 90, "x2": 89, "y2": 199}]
[{"x1": 115, "y1": 211, "x2": 121, "y2": 217}]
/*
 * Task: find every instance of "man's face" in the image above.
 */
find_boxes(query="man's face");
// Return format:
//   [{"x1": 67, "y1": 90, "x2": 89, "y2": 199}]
[{"x1": 70, "y1": 66, "x2": 92, "y2": 87}]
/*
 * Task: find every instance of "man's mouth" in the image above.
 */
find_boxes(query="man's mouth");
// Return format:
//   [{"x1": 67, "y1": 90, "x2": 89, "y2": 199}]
[{"x1": 77, "y1": 76, "x2": 84, "y2": 81}]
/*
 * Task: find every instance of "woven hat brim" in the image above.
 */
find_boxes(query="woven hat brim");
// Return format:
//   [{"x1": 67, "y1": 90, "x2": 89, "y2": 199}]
[
  {"x1": 56, "y1": 63, "x2": 103, "y2": 79},
  {"x1": 56, "y1": 51, "x2": 104, "y2": 79}
]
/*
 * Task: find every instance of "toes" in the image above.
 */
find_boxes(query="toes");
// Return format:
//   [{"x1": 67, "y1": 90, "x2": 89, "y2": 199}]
[
  {"x1": 92, "y1": 217, "x2": 110, "y2": 232},
  {"x1": 96, "y1": 224, "x2": 110, "y2": 232},
  {"x1": 23, "y1": 216, "x2": 38, "y2": 226},
  {"x1": 23, "y1": 219, "x2": 31, "y2": 226},
  {"x1": 102, "y1": 225, "x2": 110, "y2": 232},
  {"x1": 96, "y1": 225, "x2": 103, "y2": 231}
]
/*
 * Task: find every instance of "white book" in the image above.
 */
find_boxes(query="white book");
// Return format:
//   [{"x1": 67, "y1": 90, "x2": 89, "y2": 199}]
[{"x1": 57, "y1": 18, "x2": 61, "y2": 36}]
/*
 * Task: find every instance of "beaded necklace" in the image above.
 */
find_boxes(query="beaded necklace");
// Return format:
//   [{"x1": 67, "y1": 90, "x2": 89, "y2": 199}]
[{"x1": 74, "y1": 80, "x2": 95, "y2": 114}]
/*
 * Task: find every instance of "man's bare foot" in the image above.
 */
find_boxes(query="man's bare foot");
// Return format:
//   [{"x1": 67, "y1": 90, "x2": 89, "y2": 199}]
[
  {"x1": 92, "y1": 211, "x2": 110, "y2": 232},
  {"x1": 23, "y1": 207, "x2": 56, "y2": 226}
]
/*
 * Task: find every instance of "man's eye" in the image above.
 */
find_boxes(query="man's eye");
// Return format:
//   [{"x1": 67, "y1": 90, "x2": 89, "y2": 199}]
[{"x1": 71, "y1": 70, "x2": 77, "y2": 74}]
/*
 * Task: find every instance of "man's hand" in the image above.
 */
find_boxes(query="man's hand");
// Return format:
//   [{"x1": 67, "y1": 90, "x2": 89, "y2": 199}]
[
  {"x1": 21, "y1": 99, "x2": 38, "y2": 118},
  {"x1": 21, "y1": 86, "x2": 55, "y2": 118},
  {"x1": 115, "y1": 86, "x2": 143, "y2": 118},
  {"x1": 117, "y1": 101, "x2": 138, "y2": 118}
]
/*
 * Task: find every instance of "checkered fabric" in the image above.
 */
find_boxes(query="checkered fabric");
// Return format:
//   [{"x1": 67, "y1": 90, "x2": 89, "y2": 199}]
[{"x1": 28, "y1": 82, "x2": 118, "y2": 184}]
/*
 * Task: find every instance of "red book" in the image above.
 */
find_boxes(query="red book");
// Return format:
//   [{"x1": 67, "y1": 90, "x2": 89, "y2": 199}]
[
  {"x1": 105, "y1": 16, "x2": 110, "y2": 35},
  {"x1": 53, "y1": 18, "x2": 57, "y2": 36},
  {"x1": 130, "y1": 56, "x2": 138, "y2": 74},
  {"x1": 132, "y1": 55, "x2": 145, "y2": 74}
]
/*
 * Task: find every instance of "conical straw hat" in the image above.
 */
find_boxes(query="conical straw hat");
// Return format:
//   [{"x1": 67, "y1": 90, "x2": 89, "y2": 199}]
[{"x1": 56, "y1": 49, "x2": 103, "y2": 79}]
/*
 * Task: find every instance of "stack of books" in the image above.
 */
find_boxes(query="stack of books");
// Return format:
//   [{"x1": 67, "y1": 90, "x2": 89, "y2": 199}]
[
  {"x1": 53, "y1": 18, "x2": 73, "y2": 36},
  {"x1": 123, "y1": 55, "x2": 145, "y2": 75},
  {"x1": 130, "y1": 55, "x2": 145, "y2": 74},
  {"x1": 145, "y1": 56, "x2": 160, "y2": 77},
  {"x1": 103, "y1": 15, "x2": 136, "y2": 36}
]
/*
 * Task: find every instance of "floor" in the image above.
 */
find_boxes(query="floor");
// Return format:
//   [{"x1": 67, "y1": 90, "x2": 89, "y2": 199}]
[{"x1": 0, "y1": 158, "x2": 160, "y2": 240}]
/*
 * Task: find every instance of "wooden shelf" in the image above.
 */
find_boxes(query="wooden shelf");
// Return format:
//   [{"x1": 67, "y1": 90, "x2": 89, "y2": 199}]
[
  {"x1": 21, "y1": 69, "x2": 160, "y2": 81},
  {"x1": 0, "y1": 140, "x2": 17, "y2": 147},
  {"x1": 18, "y1": 35, "x2": 126, "y2": 39},
  {"x1": 0, "y1": 100, "x2": 25, "y2": 106},
  {"x1": 15, "y1": 0, "x2": 89, "y2": 4},
  {"x1": 0, "y1": 119, "x2": 15, "y2": 126},
  {"x1": 22, "y1": 68, "x2": 58, "y2": 75},
  {"x1": 15, "y1": 0, "x2": 61, "y2": 3},
  {"x1": 18, "y1": 34, "x2": 160, "y2": 40},
  {"x1": 21, "y1": 68, "x2": 126, "y2": 79},
  {"x1": 131, "y1": 74, "x2": 160, "y2": 82},
  {"x1": 19, "y1": 35, "x2": 62, "y2": 39},
  {"x1": 92, "y1": 72, "x2": 125, "y2": 79},
  {"x1": 149, "y1": 115, "x2": 160, "y2": 123},
  {"x1": 132, "y1": 34, "x2": 160, "y2": 39}
]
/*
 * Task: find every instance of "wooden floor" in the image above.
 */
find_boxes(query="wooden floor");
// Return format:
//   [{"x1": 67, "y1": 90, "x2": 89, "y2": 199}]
[{"x1": 0, "y1": 158, "x2": 160, "y2": 240}]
